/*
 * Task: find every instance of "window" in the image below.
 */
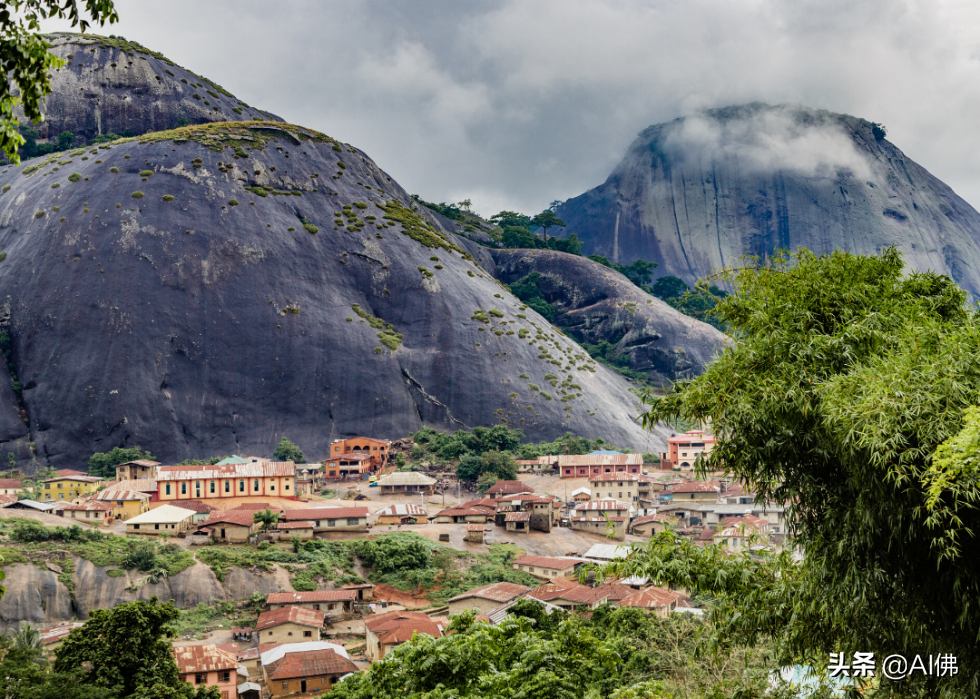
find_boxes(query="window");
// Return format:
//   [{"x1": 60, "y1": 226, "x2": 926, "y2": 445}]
[
  {"x1": 301, "y1": 680, "x2": 308, "y2": 693},
  {"x1": 253, "y1": 479, "x2": 259, "y2": 492},
  {"x1": 315, "y1": 521, "x2": 321, "y2": 527},
  {"x1": 327, "y1": 519, "x2": 336, "y2": 527},
  {"x1": 373, "y1": 446, "x2": 378, "y2": 450},
  {"x1": 329, "y1": 470, "x2": 336, "y2": 477},
  {"x1": 210, "y1": 481, "x2": 215, "y2": 494},
  {"x1": 195, "y1": 673, "x2": 206, "y2": 684},
  {"x1": 285, "y1": 484, "x2": 290, "y2": 491},
  {"x1": 282, "y1": 682, "x2": 289, "y2": 691},
  {"x1": 133, "y1": 524, "x2": 140, "y2": 530},
  {"x1": 58, "y1": 483, "x2": 63, "y2": 489},
  {"x1": 335, "y1": 447, "x2": 340, "y2": 452},
  {"x1": 270, "y1": 485, "x2": 275, "y2": 491},
  {"x1": 219, "y1": 671, "x2": 230, "y2": 683},
  {"x1": 181, "y1": 483, "x2": 186, "y2": 495},
  {"x1": 314, "y1": 604, "x2": 320, "y2": 610},
  {"x1": 224, "y1": 481, "x2": 230, "y2": 493},
  {"x1": 154, "y1": 523, "x2": 160, "y2": 530},
  {"x1": 347, "y1": 518, "x2": 360, "y2": 526},
  {"x1": 239, "y1": 480, "x2": 245, "y2": 492},
  {"x1": 166, "y1": 484, "x2": 171, "y2": 495},
  {"x1": 268, "y1": 631, "x2": 274, "y2": 636},
  {"x1": 303, "y1": 630, "x2": 312, "y2": 637},
  {"x1": 288, "y1": 631, "x2": 293, "y2": 636}
]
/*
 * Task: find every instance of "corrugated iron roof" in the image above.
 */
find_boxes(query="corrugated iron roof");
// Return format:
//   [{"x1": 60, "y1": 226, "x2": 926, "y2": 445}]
[
  {"x1": 157, "y1": 462, "x2": 295, "y2": 480},
  {"x1": 256, "y1": 606, "x2": 325, "y2": 631},
  {"x1": 64, "y1": 500, "x2": 115, "y2": 511},
  {"x1": 484, "y1": 480, "x2": 533, "y2": 494},
  {"x1": 448, "y1": 582, "x2": 530, "y2": 604},
  {"x1": 202, "y1": 510, "x2": 256, "y2": 527},
  {"x1": 265, "y1": 648, "x2": 358, "y2": 680},
  {"x1": 375, "y1": 503, "x2": 428, "y2": 517},
  {"x1": 667, "y1": 480, "x2": 721, "y2": 493},
  {"x1": 465, "y1": 523, "x2": 485, "y2": 531},
  {"x1": 275, "y1": 520, "x2": 314, "y2": 530},
  {"x1": 281, "y1": 507, "x2": 368, "y2": 521},
  {"x1": 174, "y1": 643, "x2": 238, "y2": 674},
  {"x1": 512, "y1": 555, "x2": 585, "y2": 569},
  {"x1": 0, "y1": 479, "x2": 21, "y2": 489},
  {"x1": 574, "y1": 499, "x2": 630, "y2": 511},
  {"x1": 376, "y1": 472, "x2": 436, "y2": 486},
  {"x1": 267, "y1": 591, "x2": 356, "y2": 604},
  {"x1": 557, "y1": 453, "x2": 643, "y2": 467},
  {"x1": 504, "y1": 512, "x2": 530, "y2": 521},
  {"x1": 616, "y1": 587, "x2": 683, "y2": 609},
  {"x1": 125, "y1": 504, "x2": 197, "y2": 524},
  {"x1": 44, "y1": 475, "x2": 102, "y2": 483},
  {"x1": 364, "y1": 610, "x2": 443, "y2": 644},
  {"x1": 117, "y1": 460, "x2": 160, "y2": 468},
  {"x1": 95, "y1": 488, "x2": 150, "y2": 501},
  {"x1": 589, "y1": 473, "x2": 640, "y2": 482}
]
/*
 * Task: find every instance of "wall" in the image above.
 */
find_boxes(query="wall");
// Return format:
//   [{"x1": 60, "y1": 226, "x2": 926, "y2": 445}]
[
  {"x1": 158, "y1": 476, "x2": 295, "y2": 500},
  {"x1": 258, "y1": 622, "x2": 319, "y2": 645},
  {"x1": 180, "y1": 670, "x2": 236, "y2": 699},
  {"x1": 212, "y1": 524, "x2": 253, "y2": 543},
  {"x1": 448, "y1": 597, "x2": 504, "y2": 615},
  {"x1": 570, "y1": 519, "x2": 626, "y2": 540},
  {"x1": 267, "y1": 674, "x2": 334, "y2": 698}
]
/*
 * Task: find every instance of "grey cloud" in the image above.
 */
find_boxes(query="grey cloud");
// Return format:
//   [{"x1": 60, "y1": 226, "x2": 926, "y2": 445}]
[{"x1": 38, "y1": 0, "x2": 980, "y2": 217}]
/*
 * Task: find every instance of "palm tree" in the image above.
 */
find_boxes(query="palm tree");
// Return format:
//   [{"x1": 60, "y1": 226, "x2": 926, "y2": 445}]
[{"x1": 14, "y1": 624, "x2": 41, "y2": 650}]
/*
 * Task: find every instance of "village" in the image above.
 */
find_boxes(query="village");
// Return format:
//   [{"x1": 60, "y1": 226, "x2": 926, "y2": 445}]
[{"x1": 0, "y1": 429, "x2": 789, "y2": 698}]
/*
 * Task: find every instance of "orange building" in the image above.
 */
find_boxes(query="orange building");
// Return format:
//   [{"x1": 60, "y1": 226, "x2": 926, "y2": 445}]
[
  {"x1": 156, "y1": 462, "x2": 296, "y2": 501},
  {"x1": 174, "y1": 644, "x2": 239, "y2": 699},
  {"x1": 660, "y1": 430, "x2": 716, "y2": 470},
  {"x1": 326, "y1": 437, "x2": 391, "y2": 477}
]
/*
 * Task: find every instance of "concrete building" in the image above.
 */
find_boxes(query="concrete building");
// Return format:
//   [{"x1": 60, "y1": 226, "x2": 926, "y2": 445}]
[
  {"x1": 93, "y1": 487, "x2": 151, "y2": 520},
  {"x1": 125, "y1": 504, "x2": 197, "y2": 535},
  {"x1": 629, "y1": 513, "x2": 678, "y2": 536},
  {"x1": 41, "y1": 475, "x2": 103, "y2": 501},
  {"x1": 433, "y1": 506, "x2": 492, "y2": 524},
  {"x1": 511, "y1": 555, "x2": 585, "y2": 580},
  {"x1": 275, "y1": 520, "x2": 315, "y2": 540},
  {"x1": 589, "y1": 473, "x2": 640, "y2": 504},
  {"x1": 261, "y1": 643, "x2": 357, "y2": 698},
  {"x1": 660, "y1": 430, "x2": 716, "y2": 470},
  {"x1": 616, "y1": 587, "x2": 684, "y2": 617},
  {"x1": 375, "y1": 471, "x2": 436, "y2": 496},
  {"x1": 157, "y1": 462, "x2": 296, "y2": 501},
  {"x1": 484, "y1": 480, "x2": 533, "y2": 499},
  {"x1": 465, "y1": 523, "x2": 485, "y2": 543},
  {"x1": 0, "y1": 479, "x2": 21, "y2": 495},
  {"x1": 447, "y1": 582, "x2": 531, "y2": 615},
  {"x1": 364, "y1": 610, "x2": 444, "y2": 662},
  {"x1": 266, "y1": 591, "x2": 357, "y2": 622},
  {"x1": 327, "y1": 437, "x2": 393, "y2": 470},
  {"x1": 62, "y1": 500, "x2": 115, "y2": 526},
  {"x1": 665, "y1": 480, "x2": 722, "y2": 503},
  {"x1": 115, "y1": 459, "x2": 160, "y2": 481},
  {"x1": 199, "y1": 510, "x2": 260, "y2": 542},
  {"x1": 571, "y1": 487, "x2": 591, "y2": 504},
  {"x1": 375, "y1": 503, "x2": 428, "y2": 526},
  {"x1": 174, "y1": 643, "x2": 239, "y2": 699},
  {"x1": 570, "y1": 499, "x2": 630, "y2": 540},
  {"x1": 558, "y1": 452, "x2": 642, "y2": 478},
  {"x1": 256, "y1": 607, "x2": 325, "y2": 645},
  {"x1": 279, "y1": 507, "x2": 369, "y2": 533}
]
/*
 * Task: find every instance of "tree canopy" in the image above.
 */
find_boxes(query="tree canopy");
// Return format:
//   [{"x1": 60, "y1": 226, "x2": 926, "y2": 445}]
[
  {"x1": 273, "y1": 436, "x2": 305, "y2": 463},
  {"x1": 87, "y1": 446, "x2": 155, "y2": 479},
  {"x1": 628, "y1": 247, "x2": 980, "y2": 697}
]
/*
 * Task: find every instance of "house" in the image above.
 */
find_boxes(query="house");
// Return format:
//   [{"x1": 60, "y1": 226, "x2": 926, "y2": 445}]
[
  {"x1": 62, "y1": 500, "x2": 116, "y2": 526},
  {"x1": 571, "y1": 487, "x2": 591, "y2": 504},
  {"x1": 341, "y1": 583, "x2": 374, "y2": 602},
  {"x1": 582, "y1": 543, "x2": 632, "y2": 563},
  {"x1": 256, "y1": 606, "x2": 326, "y2": 645},
  {"x1": 279, "y1": 507, "x2": 369, "y2": 533},
  {"x1": 364, "y1": 610, "x2": 444, "y2": 662},
  {"x1": 174, "y1": 643, "x2": 239, "y2": 699},
  {"x1": 0, "y1": 494, "x2": 16, "y2": 507},
  {"x1": 570, "y1": 500, "x2": 630, "y2": 540},
  {"x1": 6, "y1": 499, "x2": 58, "y2": 512},
  {"x1": 115, "y1": 459, "x2": 160, "y2": 481},
  {"x1": 123, "y1": 478, "x2": 160, "y2": 502},
  {"x1": 665, "y1": 480, "x2": 721, "y2": 503},
  {"x1": 447, "y1": 581, "x2": 531, "y2": 615},
  {"x1": 375, "y1": 471, "x2": 436, "y2": 496},
  {"x1": 327, "y1": 437, "x2": 393, "y2": 472},
  {"x1": 375, "y1": 503, "x2": 428, "y2": 526},
  {"x1": 504, "y1": 511, "x2": 530, "y2": 532},
  {"x1": 169, "y1": 499, "x2": 218, "y2": 523},
  {"x1": 660, "y1": 430, "x2": 716, "y2": 470},
  {"x1": 125, "y1": 504, "x2": 197, "y2": 535},
  {"x1": 558, "y1": 452, "x2": 643, "y2": 478},
  {"x1": 713, "y1": 518, "x2": 768, "y2": 551},
  {"x1": 465, "y1": 523, "x2": 485, "y2": 543},
  {"x1": 41, "y1": 475, "x2": 103, "y2": 501},
  {"x1": 516, "y1": 456, "x2": 555, "y2": 474},
  {"x1": 616, "y1": 587, "x2": 684, "y2": 617},
  {"x1": 0, "y1": 478, "x2": 21, "y2": 495},
  {"x1": 629, "y1": 513, "x2": 678, "y2": 537},
  {"x1": 526, "y1": 579, "x2": 610, "y2": 610},
  {"x1": 276, "y1": 521, "x2": 315, "y2": 540},
  {"x1": 323, "y1": 453, "x2": 374, "y2": 481},
  {"x1": 511, "y1": 555, "x2": 585, "y2": 580},
  {"x1": 55, "y1": 469, "x2": 88, "y2": 478},
  {"x1": 588, "y1": 473, "x2": 640, "y2": 504},
  {"x1": 484, "y1": 480, "x2": 533, "y2": 499},
  {"x1": 266, "y1": 591, "x2": 357, "y2": 622},
  {"x1": 93, "y1": 487, "x2": 151, "y2": 520},
  {"x1": 261, "y1": 643, "x2": 358, "y2": 698},
  {"x1": 156, "y1": 461, "x2": 296, "y2": 501},
  {"x1": 433, "y1": 506, "x2": 493, "y2": 524},
  {"x1": 637, "y1": 476, "x2": 667, "y2": 505},
  {"x1": 495, "y1": 493, "x2": 556, "y2": 532},
  {"x1": 200, "y1": 510, "x2": 261, "y2": 542}
]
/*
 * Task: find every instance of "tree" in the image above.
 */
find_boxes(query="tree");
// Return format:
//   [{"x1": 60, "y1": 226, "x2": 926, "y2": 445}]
[
  {"x1": 54, "y1": 597, "x2": 220, "y2": 698},
  {"x1": 614, "y1": 259, "x2": 658, "y2": 287},
  {"x1": 0, "y1": 646, "x2": 115, "y2": 699},
  {"x1": 273, "y1": 436, "x2": 305, "y2": 463},
  {"x1": 0, "y1": 1, "x2": 118, "y2": 163},
  {"x1": 633, "y1": 247, "x2": 980, "y2": 696},
  {"x1": 14, "y1": 623, "x2": 42, "y2": 652},
  {"x1": 253, "y1": 508, "x2": 279, "y2": 531},
  {"x1": 457, "y1": 198, "x2": 472, "y2": 211},
  {"x1": 871, "y1": 121, "x2": 887, "y2": 141},
  {"x1": 530, "y1": 211, "x2": 565, "y2": 241},
  {"x1": 87, "y1": 446, "x2": 155, "y2": 479},
  {"x1": 649, "y1": 275, "x2": 689, "y2": 300}
]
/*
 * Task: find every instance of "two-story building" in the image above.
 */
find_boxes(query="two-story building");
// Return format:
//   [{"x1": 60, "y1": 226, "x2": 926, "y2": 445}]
[
  {"x1": 588, "y1": 473, "x2": 640, "y2": 504},
  {"x1": 364, "y1": 610, "x2": 444, "y2": 662},
  {"x1": 256, "y1": 606, "x2": 325, "y2": 645},
  {"x1": 174, "y1": 643, "x2": 239, "y2": 699},
  {"x1": 156, "y1": 462, "x2": 296, "y2": 501},
  {"x1": 42, "y1": 475, "x2": 103, "y2": 501},
  {"x1": 93, "y1": 487, "x2": 151, "y2": 520},
  {"x1": 326, "y1": 437, "x2": 392, "y2": 475},
  {"x1": 62, "y1": 500, "x2": 116, "y2": 526},
  {"x1": 511, "y1": 555, "x2": 586, "y2": 580},
  {"x1": 558, "y1": 452, "x2": 643, "y2": 478},
  {"x1": 115, "y1": 460, "x2": 160, "y2": 481},
  {"x1": 569, "y1": 499, "x2": 630, "y2": 539},
  {"x1": 660, "y1": 430, "x2": 716, "y2": 470},
  {"x1": 267, "y1": 591, "x2": 357, "y2": 622},
  {"x1": 665, "y1": 480, "x2": 721, "y2": 503},
  {"x1": 0, "y1": 478, "x2": 21, "y2": 495}
]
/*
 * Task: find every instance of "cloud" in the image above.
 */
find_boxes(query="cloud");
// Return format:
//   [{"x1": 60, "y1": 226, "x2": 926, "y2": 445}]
[{"x1": 36, "y1": 0, "x2": 980, "y2": 218}]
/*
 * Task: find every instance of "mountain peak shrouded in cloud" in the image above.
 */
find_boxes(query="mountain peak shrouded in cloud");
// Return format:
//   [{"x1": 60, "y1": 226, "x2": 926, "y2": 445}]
[{"x1": 557, "y1": 103, "x2": 980, "y2": 295}]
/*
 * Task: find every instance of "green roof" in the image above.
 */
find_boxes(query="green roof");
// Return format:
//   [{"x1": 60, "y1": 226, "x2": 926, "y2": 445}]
[{"x1": 215, "y1": 455, "x2": 249, "y2": 465}]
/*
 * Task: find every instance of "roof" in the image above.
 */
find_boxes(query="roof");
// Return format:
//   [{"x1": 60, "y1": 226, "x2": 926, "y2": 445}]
[
  {"x1": 364, "y1": 610, "x2": 443, "y2": 644},
  {"x1": 0, "y1": 479, "x2": 21, "y2": 489},
  {"x1": 265, "y1": 648, "x2": 358, "y2": 679},
  {"x1": 448, "y1": 582, "x2": 531, "y2": 604},
  {"x1": 435, "y1": 507, "x2": 491, "y2": 517},
  {"x1": 485, "y1": 596, "x2": 563, "y2": 624},
  {"x1": 9, "y1": 499, "x2": 56, "y2": 511},
  {"x1": 667, "y1": 480, "x2": 721, "y2": 493},
  {"x1": 526, "y1": 582, "x2": 601, "y2": 604},
  {"x1": 558, "y1": 453, "x2": 643, "y2": 467},
  {"x1": 375, "y1": 503, "x2": 428, "y2": 517},
  {"x1": 616, "y1": 587, "x2": 683, "y2": 609},
  {"x1": 276, "y1": 520, "x2": 314, "y2": 530},
  {"x1": 166, "y1": 499, "x2": 215, "y2": 514},
  {"x1": 325, "y1": 453, "x2": 373, "y2": 463},
  {"x1": 260, "y1": 640, "x2": 350, "y2": 666},
  {"x1": 122, "y1": 478, "x2": 159, "y2": 492},
  {"x1": 590, "y1": 582, "x2": 635, "y2": 603},
  {"x1": 214, "y1": 455, "x2": 250, "y2": 465},
  {"x1": 589, "y1": 472, "x2": 640, "y2": 482},
  {"x1": 458, "y1": 498, "x2": 498, "y2": 510},
  {"x1": 268, "y1": 591, "x2": 357, "y2": 604},
  {"x1": 281, "y1": 507, "x2": 368, "y2": 521},
  {"x1": 504, "y1": 511, "x2": 530, "y2": 522},
  {"x1": 465, "y1": 523, "x2": 485, "y2": 531},
  {"x1": 666, "y1": 430, "x2": 715, "y2": 444},
  {"x1": 40, "y1": 622, "x2": 84, "y2": 645},
  {"x1": 484, "y1": 480, "x2": 533, "y2": 495},
  {"x1": 55, "y1": 469, "x2": 88, "y2": 478},
  {"x1": 157, "y1": 462, "x2": 295, "y2": 481},
  {"x1": 174, "y1": 643, "x2": 238, "y2": 674},
  {"x1": 234, "y1": 502, "x2": 277, "y2": 511},
  {"x1": 125, "y1": 504, "x2": 197, "y2": 524},
  {"x1": 256, "y1": 606, "x2": 325, "y2": 631},
  {"x1": 512, "y1": 555, "x2": 585, "y2": 569},
  {"x1": 570, "y1": 516, "x2": 627, "y2": 522},
  {"x1": 571, "y1": 487, "x2": 590, "y2": 497},
  {"x1": 64, "y1": 500, "x2": 115, "y2": 512},
  {"x1": 375, "y1": 471, "x2": 436, "y2": 486},
  {"x1": 630, "y1": 513, "x2": 677, "y2": 527},
  {"x1": 200, "y1": 510, "x2": 257, "y2": 527},
  {"x1": 574, "y1": 499, "x2": 630, "y2": 512},
  {"x1": 582, "y1": 544, "x2": 632, "y2": 561},
  {"x1": 497, "y1": 492, "x2": 555, "y2": 503},
  {"x1": 44, "y1": 475, "x2": 102, "y2": 483},
  {"x1": 94, "y1": 488, "x2": 150, "y2": 501},
  {"x1": 332, "y1": 436, "x2": 392, "y2": 446},
  {"x1": 589, "y1": 450, "x2": 624, "y2": 455},
  {"x1": 117, "y1": 460, "x2": 160, "y2": 468}
]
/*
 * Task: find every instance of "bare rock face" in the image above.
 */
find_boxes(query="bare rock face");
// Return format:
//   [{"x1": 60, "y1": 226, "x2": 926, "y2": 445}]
[
  {"x1": 0, "y1": 121, "x2": 667, "y2": 469},
  {"x1": 490, "y1": 249, "x2": 727, "y2": 385},
  {"x1": 557, "y1": 103, "x2": 980, "y2": 294},
  {"x1": 19, "y1": 33, "x2": 280, "y2": 143}
]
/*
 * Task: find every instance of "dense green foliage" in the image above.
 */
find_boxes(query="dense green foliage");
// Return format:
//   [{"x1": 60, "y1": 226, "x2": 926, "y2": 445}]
[
  {"x1": 88, "y1": 445, "x2": 155, "y2": 479},
  {"x1": 456, "y1": 451, "x2": 518, "y2": 483},
  {"x1": 489, "y1": 210, "x2": 583, "y2": 254},
  {"x1": 54, "y1": 598, "x2": 219, "y2": 699},
  {"x1": 273, "y1": 436, "x2": 305, "y2": 463},
  {"x1": 508, "y1": 271, "x2": 559, "y2": 322},
  {"x1": 633, "y1": 248, "x2": 980, "y2": 697},
  {"x1": 0, "y1": 645, "x2": 115, "y2": 699},
  {"x1": 588, "y1": 255, "x2": 659, "y2": 288}
]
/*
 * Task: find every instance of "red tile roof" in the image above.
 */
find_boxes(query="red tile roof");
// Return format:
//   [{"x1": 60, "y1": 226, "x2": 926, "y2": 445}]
[
  {"x1": 256, "y1": 606, "x2": 325, "y2": 631},
  {"x1": 630, "y1": 513, "x2": 677, "y2": 527},
  {"x1": 174, "y1": 643, "x2": 238, "y2": 674},
  {"x1": 574, "y1": 499, "x2": 629, "y2": 512},
  {"x1": 448, "y1": 582, "x2": 531, "y2": 604},
  {"x1": 55, "y1": 469, "x2": 88, "y2": 478},
  {"x1": 280, "y1": 507, "x2": 368, "y2": 521},
  {"x1": 365, "y1": 610, "x2": 443, "y2": 644},
  {"x1": 459, "y1": 498, "x2": 498, "y2": 510},
  {"x1": 465, "y1": 523, "x2": 485, "y2": 532},
  {"x1": 667, "y1": 480, "x2": 721, "y2": 493},
  {"x1": 526, "y1": 582, "x2": 601, "y2": 604},
  {"x1": 234, "y1": 502, "x2": 277, "y2": 511},
  {"x1": 202, "y1": 510, "x2": 256, "y2": 527},
  {"x1": 504, "y1": 512, "x2": 530, "y2": 522},
  {"x1": 276, "y1": 520, "x2": 314, "y2": 530},
  {"x1": 0, "y1": 479, "x2": 21, "y2": 489},
  {"x1": 268, "y1": 591, "x2": 357, "y2": 604},
  {"x1": 64, "y1": 500, "x2": 115, "y2": 511},
  {"x1": 168, "y1": 500, "x2": 216, "y2": 514},
  {"x1": 95, "y1": 488, "x2": 150, "y2": 501},
  {"x1": 435, "y1": 507, "x2": 492, "y2": 517},
  {"x1": 616, "y1": 587, "x2": 683, "y2": 609},
  {"x1": 484, "y1": 480, "x2": 533, "y2": 495},
  {"x1": 512, "y1": 555, "x2": 583, "y2": 570},
  {"x1": 264, "y1": 648, "x2": 358, "y2": 680}
]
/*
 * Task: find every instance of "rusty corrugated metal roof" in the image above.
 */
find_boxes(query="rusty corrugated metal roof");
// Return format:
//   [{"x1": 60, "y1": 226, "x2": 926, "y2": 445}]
[{"x1": 157, "y1": 462, "x2": 295, "y2": 480}]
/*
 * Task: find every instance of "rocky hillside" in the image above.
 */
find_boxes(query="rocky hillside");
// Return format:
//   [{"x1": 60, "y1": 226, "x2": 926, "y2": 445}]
[
  {"x1": 557, "y1": 103, "x2": 980, "y2": 294},
  {"x1": 490, "y1": 249, "x2": 727, "y2": 385},
  {"x1": 0, "y1": 121, "x2": 669, "y2": 468},
  {"x1": 17, "y1": 33, "x2": 280, "y2": 144}
]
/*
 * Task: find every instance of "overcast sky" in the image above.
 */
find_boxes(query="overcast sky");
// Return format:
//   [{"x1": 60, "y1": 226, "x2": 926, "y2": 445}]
[{"x1": 39, "y1": 0, "x2": 980, "y2": 217}]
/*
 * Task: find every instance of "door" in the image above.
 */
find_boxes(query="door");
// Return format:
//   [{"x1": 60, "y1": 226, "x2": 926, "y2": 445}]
[
  {"x1": 300, "y1": 680, "x2": 307, "y2": 693},
  {"x1": 221, "y1": 528, "x2": 226, "y2": 539}
]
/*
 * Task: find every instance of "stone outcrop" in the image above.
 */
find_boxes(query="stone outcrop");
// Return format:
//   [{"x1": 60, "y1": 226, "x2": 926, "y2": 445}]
[
  {"x1": 557, "y1": 103, "x2": 980, "y2": 294},
  {"x1": 491, "y1": 249, "x2": 727, "y2": 385}
]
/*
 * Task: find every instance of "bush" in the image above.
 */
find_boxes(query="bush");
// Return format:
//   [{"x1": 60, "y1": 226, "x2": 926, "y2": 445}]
[
  {"x1": 303, "y1": 223, "x2": 318, "y2": 234},
  {"x1": 139, "y1": 170, "x2": 153, "y2": 177},
  {"x1": 131, "y1": 191, "x2": 144, "y2": 199},
  {"x1": 162, "y1": 194, "x2": 174, "y2": 201}
]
